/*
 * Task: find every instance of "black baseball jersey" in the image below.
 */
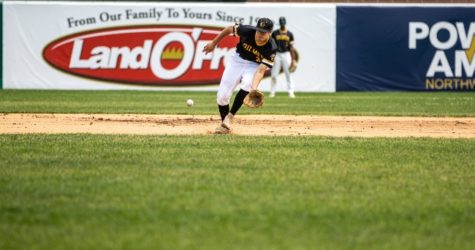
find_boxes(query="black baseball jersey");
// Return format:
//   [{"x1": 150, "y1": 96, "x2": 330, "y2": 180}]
[
  {"x1": 271, "y1": 29, "x2": 295, "y2": 53},
  {"x1": 233, "y1": 24, "x2": 277, "y2": 68}
]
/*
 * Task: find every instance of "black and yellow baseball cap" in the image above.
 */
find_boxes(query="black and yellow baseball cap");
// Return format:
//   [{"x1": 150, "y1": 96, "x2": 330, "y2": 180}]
[{"x1": 256, "y1": 18, "x2": 273, "y2": 33}]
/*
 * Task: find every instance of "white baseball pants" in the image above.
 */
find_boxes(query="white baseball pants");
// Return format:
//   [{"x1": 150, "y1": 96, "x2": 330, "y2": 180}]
[
  {"x1": 217, "y1": 52, "x2": 259, "y2": 106},
  {"x1": 270, "y1": 51, "x2": 294, "y2": 94}
]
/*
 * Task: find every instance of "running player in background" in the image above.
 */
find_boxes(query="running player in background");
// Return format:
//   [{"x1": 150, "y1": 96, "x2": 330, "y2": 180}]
[
  {"x1": 202, "y1": 18, "x2": 277, "y2": 134},
  {"x1": 270, "y1": 16, "x2": 297, "y2": 98}
]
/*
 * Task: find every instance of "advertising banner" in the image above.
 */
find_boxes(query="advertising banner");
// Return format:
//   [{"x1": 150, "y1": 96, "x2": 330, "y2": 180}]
[
  {"x1": 337, "y1": 6, "x2": 475, "y2": 91},
  {"x1": 4, "y1": 2, "x2": 336, "y2": 91}
]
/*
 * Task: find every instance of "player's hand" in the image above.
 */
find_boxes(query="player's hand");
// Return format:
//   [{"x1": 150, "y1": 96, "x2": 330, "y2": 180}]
[
  {"x1": 243, "y1": 90, "x2": 264, "y2": 108},
  {"x1": 202, "y1": 42, "x2": 216, "y2": 54},
  {"x1": 289, "y1": 60, "x2": 298, "y2": 73}
]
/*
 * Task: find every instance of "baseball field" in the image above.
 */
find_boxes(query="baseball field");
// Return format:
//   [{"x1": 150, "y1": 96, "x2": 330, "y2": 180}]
[{"x1": 0, "y1": 90, "x2": 474, "y2": 250}]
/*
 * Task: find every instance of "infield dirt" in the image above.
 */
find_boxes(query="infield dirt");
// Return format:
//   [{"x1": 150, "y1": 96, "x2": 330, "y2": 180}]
[{"x1": 1, "y1": 113, "x2": 474, "y2": 138}]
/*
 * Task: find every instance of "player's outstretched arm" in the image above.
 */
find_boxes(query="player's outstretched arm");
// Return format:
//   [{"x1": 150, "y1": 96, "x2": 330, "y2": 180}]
[
  {"x1": 202, "y1": 25, "x2": 234, "y2": 54},
  {"x1": 250, "y1": 64, "x2": 269, "y2": 91}
]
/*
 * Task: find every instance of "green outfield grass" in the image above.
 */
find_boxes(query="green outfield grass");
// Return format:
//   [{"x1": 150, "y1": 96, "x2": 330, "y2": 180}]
[
  {"x1": 1, "y1": 90, "x2": 474, "y2": 249},
  {"x1": 0, "y1": 134, "x2": 474, "y2": 250},
  {"x1": 0, "y1": 90, "x2": 474, "y2": 116}
]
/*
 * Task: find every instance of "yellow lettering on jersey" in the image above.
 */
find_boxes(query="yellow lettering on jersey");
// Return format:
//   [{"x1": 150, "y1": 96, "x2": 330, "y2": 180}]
[
  {"x1": 276, "y1": 34, "x2": 290, "y2": 41},
  {"x1": 243, "y1": 43, "x2": 252, "y2": 52},
  {"x1": 242, "y1": 42, "x2": 273, "y2": 64},
  {"x1": 252, "y1": 48, "x2": 260, "y2": 56}
]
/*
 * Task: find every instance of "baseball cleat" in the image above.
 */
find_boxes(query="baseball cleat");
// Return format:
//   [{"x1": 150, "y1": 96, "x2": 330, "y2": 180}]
[
  {"x1": 289, "y1": 92, "x2": 296, "y2": 98},
  {"x1": 269, "y1": 92, "x2": 275, "y2": 98},
  {"x1": 214, "y1": 124, "x2": 231, "y2": 134},
  {"x1": 222, "y1": 113, "x2": 234, "y2": 130}
]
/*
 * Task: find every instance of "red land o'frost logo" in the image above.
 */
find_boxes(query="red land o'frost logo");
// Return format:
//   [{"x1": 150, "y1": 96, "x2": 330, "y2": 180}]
[{"x1": 43, "y1": 25, "x2": 237, "y2": 86}]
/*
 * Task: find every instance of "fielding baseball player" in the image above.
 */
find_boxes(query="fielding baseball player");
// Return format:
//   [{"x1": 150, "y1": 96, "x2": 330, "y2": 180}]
[
  {"x1": 203, "y1": 18, "x2": 277, "y2": 134},
  {"x1": 270, "y1": 17, "x2": 297, "y2": 98}
]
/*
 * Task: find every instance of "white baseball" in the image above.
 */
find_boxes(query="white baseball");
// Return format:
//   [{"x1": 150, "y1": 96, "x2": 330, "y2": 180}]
[{"x1": 186, "y1": 99, "x2": 194, "y2": 107}]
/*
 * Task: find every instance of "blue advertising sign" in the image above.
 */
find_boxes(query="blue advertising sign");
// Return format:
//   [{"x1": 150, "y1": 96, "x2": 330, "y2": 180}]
[{"x1": 336, "y1": 6, "x2": 475, "y2": 91}]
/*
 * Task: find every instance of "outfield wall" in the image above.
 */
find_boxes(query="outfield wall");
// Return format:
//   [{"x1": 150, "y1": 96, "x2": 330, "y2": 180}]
[
  {"x1": 3, "y1": 2, "x2": 336, "y2": 91},
  {"x1": 2, "y1": 1, "x2": 475, "y2": 91},
  {"x1": 337, "y1": 6, "x2": 475, "y2": 91}
]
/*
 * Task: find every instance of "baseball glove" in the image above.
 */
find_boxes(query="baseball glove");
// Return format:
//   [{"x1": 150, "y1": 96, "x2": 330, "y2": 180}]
[
  {"x1": 289, "y1": 47, "x2": 299, "y2": 73},
  {"x1": 243, "y1": 90, "x2": 264, "y2": 108},
  {"x1": 289, "y1": 60, "x2": 298, "y2": 73}
]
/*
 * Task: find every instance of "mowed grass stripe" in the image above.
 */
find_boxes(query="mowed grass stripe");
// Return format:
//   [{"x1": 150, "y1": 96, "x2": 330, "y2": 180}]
[
  {"x1": 0, "y1": 90, "x2": 474, "y2": 116},
  {"x1": 0, "y1": 134, "x2": 474, "y2": 250}
]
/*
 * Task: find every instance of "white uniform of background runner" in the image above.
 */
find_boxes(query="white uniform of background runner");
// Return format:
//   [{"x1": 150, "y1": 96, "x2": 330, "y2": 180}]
[{"x1": 270, "y1": 17, "x2": 297, "y2": 98}]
